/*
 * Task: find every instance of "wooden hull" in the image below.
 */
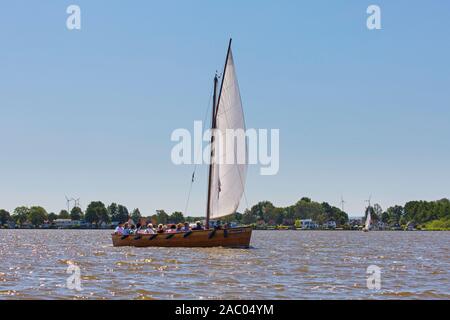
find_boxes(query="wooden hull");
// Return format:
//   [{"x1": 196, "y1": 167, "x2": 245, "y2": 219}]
[{"x1": 111, "y1": 227, "x2": 252, "y2": 248}]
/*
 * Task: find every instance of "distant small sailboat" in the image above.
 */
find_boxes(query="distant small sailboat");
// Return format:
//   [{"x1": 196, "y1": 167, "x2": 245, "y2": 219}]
[
  {"x1": 363, "y1": 210, "x2": 371, "y2": 232},
  {"x1": 112, "y1": 39, "x2": 252, "y2": 248}
]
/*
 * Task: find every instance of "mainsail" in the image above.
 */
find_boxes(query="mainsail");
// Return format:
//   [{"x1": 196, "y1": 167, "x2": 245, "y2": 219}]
[
  {"x1": 208, "y1": 41, "x2": 247, "y2": 220},
  {"x1": 365, "y1": 211, "x2": 371, "y2": 230}
]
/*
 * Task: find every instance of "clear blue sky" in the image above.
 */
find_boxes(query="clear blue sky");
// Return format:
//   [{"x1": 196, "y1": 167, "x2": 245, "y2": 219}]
[{"x1": 1, "y1": 1, "x2": 449, "y2": 217}]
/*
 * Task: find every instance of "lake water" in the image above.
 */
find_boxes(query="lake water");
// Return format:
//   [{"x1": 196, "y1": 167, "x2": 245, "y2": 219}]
[{"x1": 0, "y1": 230, "x2": 449, "y2": 299}]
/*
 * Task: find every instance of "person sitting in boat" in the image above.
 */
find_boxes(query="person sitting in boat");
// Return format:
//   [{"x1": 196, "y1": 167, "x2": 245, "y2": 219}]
[
  {"x1": 137, "y1": 221, "x2": 149, "y2": 234},
  {"x1": 166, "y1": 224, "x2": 177, "y2": 233},
  {"x1": 122, "y1": 223, "x2": 131, "y2": 235},
  {"x1": 181, "y1": 222, "x2": 190, "y2": 232},
  {"x1": 156, "y1": 224, "x2": 165, "y2": 234},
  {"x1": 192, "y1": 221, "x2": 204, "y2": 230},
  {"x1": 175, "y1": 223, "x2": 183, "y2": 232},
  {"x1": 145, "y1": 223, "x2": 155, "y2": 234},
  {"x1": 114, "y1": 223, "x2": 124, "y2": 235},
  {"x1": 213, "y1": 220, "x2": 223, "y2": 230},
  {"x1": 129, "y1": 225, "x2": 137, "y2": 235},
  {"x1": 137, "y1": 223, "x2": 148, "y2": 234}
]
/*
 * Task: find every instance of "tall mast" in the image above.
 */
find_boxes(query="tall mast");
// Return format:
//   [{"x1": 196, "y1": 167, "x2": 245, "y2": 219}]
[
  {"x1": 206, "y1": 39, "x2": 232, "y2": 229},
  {"x1": 216, "y1": 38, "x2": 232, "y2": 117},
  {"x1": 206, "y1": 75, "x2": 218, "y2": 229}
]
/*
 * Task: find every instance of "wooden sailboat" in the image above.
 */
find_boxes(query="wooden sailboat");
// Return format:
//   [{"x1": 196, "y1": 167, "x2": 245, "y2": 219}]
[
  {"x1": 111, "y1": 227, "x2": 252, "y2": 248},
  {"x1": 112, "y1": 39, "x2": 252, "y2": 248}
]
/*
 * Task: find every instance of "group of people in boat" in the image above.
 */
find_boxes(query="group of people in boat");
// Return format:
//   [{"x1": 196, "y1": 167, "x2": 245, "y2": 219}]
[{"x1": 114, "y1": 220, "x2": 226, "y2": 236}]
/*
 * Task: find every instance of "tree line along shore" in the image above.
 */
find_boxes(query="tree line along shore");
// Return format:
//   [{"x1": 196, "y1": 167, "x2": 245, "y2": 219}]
[{"x1": 0, "y1": 197, "x2": 449, "y2": 231}]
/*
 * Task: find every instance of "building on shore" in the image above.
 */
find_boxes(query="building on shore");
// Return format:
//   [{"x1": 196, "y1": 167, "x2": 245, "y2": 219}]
[
  {"x1": 6, "y1": 221, "x2": 16, "y2": 229},
  {"x1": 323, "y1": 220, "x2": 337, "y2": 229},
  {"x1": 349, "y1": 218, "x2": 363, "y2": 230},
  {"x1": 54, "y1": 219, "x2": 80, "y2": 229},
  {"x1": 300, "y1": 219, "x2": 318, "y2": 230}
]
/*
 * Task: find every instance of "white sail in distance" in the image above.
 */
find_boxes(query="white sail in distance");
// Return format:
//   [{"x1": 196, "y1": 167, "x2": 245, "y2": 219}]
[
  {"x1": 209, "y1": 48, "x2": 247, "y2": 219},
  {"x1": 365, "y1": 211, "x2": 371, "y2": 230}
]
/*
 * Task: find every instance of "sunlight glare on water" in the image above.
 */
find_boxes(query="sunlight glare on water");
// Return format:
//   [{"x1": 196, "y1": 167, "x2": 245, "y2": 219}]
[{"x1": 0, "y1": 230, "x2": 449, "y2": 299}]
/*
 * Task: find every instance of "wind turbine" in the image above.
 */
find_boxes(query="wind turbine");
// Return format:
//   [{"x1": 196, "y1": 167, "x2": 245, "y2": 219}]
[
  {"x1": 72, "y1": 198, "x2": 81, "y2": 208},
  {"x1": 65, "y1": 196, "x2": 72, "y2": 213},
  {"x1": 65, "y1": 196, "x2": 80, "y2": 213}
]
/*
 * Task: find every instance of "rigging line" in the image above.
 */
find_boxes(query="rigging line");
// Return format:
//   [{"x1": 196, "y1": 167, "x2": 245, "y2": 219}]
[{"x1": 183, "y1": 88, "x2": 213, "y2": 216}]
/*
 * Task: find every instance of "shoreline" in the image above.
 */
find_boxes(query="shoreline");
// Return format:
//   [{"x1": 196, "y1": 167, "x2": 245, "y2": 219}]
[{"x1": 1, "y1": 228, "x2": 448, "y2": 231}]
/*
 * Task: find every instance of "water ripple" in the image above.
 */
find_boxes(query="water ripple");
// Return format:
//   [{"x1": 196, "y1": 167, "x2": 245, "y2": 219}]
[{"x1": 0, "y1": 230, "x2": 449, "y2": 299}]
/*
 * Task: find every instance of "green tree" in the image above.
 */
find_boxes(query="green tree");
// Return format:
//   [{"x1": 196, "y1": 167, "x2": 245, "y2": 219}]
[
  {"x1": 423, "y1": 217, "x2": 450, "y2": 230},
  {"x1": 0, "y1": 209, "x2": 11, "y2": 225},
  {"x1": 273, "y1": 207, "x2": 285, "y2": 225},
  {"x1": 58, "y1": 210, "x2": 70, "y2": 219},
  {"x1": 108, "y1": 203, "x2": 119, "y2": 222},
  {"x1": 294, "y1": 198, "x2": 325, "y2": 223},
  {"x1": 381, "y1": 211, "x2": 390, "y2": 223},
  {"x1": 399, "y1": 215, "x2": 408, "y2": 226},
  {"x1": 321, "y1": 202, "x2": 348, "y2": 226},
  {"x1": 85, "y1": 201, "x2": 109, "y2": 226},
  {"x1": 400, "y1": 199, "x2": 450, "y2": 226},
  {"x1": 131, "y1": 208, "x2": 142, "y2": 223},
  {"x1": 98, "y1": 204, "x2": 110, "y2": 223},
  {"x1": 148, "y1": 214, "x2": 158, "y2": 224},
  {"x1": 373, "y1": 203, "x2": 383, "y2": 221},
  {"x1": 70, "y1": 207, "x2": 83, "y2": 221},
  {"x1": 169, "y1": 211, "x2": 184, "y2": 224},
  {"x1": 156, "y1": 210, "x2": 169, "y2": 224},
  {"x1": 185, "y1": 216, "x2": 199, "y2": 223},
  {"x1": 117, "y1": 205, "x2": 129, "y2": 223},
  {"x1": 29, "y1": 206, "x2": 48, "y2": 227},
  {"x1": 12, "y1": 206, "x2": 30, "y2": 226},
  {"x1": 435, "y1": 199, "x2": 450, "y2": 220},
  {"x1": 48, "y1": 212, "x2": 58, "y2": 222},
  {"x1": 249, "y1": 201, "x2": 275, "y2": 223},
  {"x1": 242, "y1": 209, "x2": 257, "y2": 224},
  {"x1": 284, "y1": 206, "x2": 295, "y2": 221},
  {"x1": 335, "y1": 209, "x2": 349, "y2": 226},
  {"x1": 261, "y1": 202, "x2": 276, "y2": 223},
  {"x1": 385, "y1": 205, "x2": 404, "y2": 225},
  {"x1": 221, "y1": 212, "x2": 243, "y2": 223}
]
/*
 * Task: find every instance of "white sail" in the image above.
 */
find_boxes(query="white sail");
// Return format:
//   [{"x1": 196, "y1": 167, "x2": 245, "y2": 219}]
[
  {"x1": 209, "y1": 49, "x2": 247, "y2": 219},
  {"x1": 365, "y1": 211, "x2": 371, "y2": 230}
]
